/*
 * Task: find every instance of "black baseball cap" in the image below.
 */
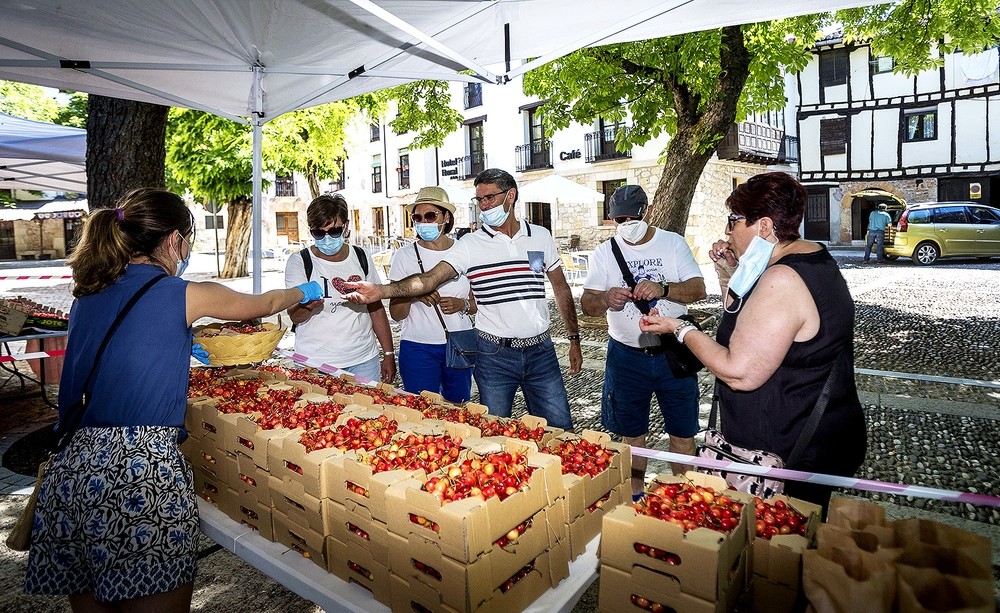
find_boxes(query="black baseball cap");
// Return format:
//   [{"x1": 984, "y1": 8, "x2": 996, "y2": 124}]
[{"x1": 608, "y1": 185, "x2": 648, "y2": 218}]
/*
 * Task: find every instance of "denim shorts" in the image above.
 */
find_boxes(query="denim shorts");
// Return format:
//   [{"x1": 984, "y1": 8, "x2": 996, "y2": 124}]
[
  {"x1": 24, "y1": 426, "x2": 199, "y2": 602},
  {"x1": 601, "y1": 338, "x2": 699, "y2": 438}
]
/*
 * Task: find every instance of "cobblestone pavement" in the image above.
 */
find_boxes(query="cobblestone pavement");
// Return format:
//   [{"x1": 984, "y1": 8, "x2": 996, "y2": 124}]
[{"x1": 1, "y1": 250, "x2": 998, "y2": 610}]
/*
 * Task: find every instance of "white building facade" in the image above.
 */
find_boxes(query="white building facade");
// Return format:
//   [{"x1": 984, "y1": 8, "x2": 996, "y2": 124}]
[{"x1": 797, "y1": 35, "x2": 1000, "y2": 243}]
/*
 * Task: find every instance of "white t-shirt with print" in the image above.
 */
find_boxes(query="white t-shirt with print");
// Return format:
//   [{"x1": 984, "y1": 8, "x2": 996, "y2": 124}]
[
  {"x1": 284, "y1": 246, "x2": 381, "y2": 367},
  {"x1": 584, "y1": 230, "x2": 702, "y2": 348},
  {"x1": 388, "y1": 242, "x2": 473, "y2": 345},
  {"x1": 443, "y1": 222, "x2": 559, "y2": 339}
]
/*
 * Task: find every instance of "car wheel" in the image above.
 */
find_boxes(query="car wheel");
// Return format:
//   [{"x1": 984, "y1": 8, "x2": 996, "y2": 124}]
[{"x1": 912, "y1": 242, "x2": 940, "y2": 265}]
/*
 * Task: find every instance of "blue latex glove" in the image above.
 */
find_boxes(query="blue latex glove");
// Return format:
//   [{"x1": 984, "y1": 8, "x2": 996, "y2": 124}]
[
  {"x1": 191, "y1": 343, "x2": 210, "y2": 365},
  {"x1": 297, "y1": 280, "x2": 324, "y2": 303}
]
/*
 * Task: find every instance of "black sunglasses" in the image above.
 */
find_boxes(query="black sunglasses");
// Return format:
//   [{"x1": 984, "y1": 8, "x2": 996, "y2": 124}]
[
  {"x1": 612, "y1": 215, "x2": 642, "y2": 224},
  {"x1": 726, "y1": 215, "x2": 747, "y2": 232},
  {"x1": 411, "y1": 211, "x2": 443, "y2": 223},
  {"x1": 309, "y1": 225, "x2": 347, "y2": 240}
]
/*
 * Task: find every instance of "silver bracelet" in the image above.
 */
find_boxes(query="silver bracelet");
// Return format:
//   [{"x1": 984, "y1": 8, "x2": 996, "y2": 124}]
[
  {"x1": 461, "y1": 299, "x2": 471, "y2": 315},
  {"x1": 674, "y1": 322, "x2": 696, "y2": 343}
]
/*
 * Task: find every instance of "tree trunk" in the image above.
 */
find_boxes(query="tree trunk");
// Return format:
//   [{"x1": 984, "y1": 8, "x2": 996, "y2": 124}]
[
  {"x1": 648, "y1": 129, "x2": 716, "y2": 235},
  {"x1": 307, "y1": 161, "x2": 320, "y2": 200},
  {"x1": 221, "y1": 197, "x2": 252, "y2": 279},
  {"x1": 85, "y1": 95, "x2": 169, "y2": 209},
  {"x1": 647, "y1": 25, "x2": 752, "y2": 235}
]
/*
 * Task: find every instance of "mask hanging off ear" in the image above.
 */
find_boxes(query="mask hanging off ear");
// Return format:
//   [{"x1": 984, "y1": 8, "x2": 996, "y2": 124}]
[{"x1": 724, "y1": 225, "x2": 777, "y2": 312}]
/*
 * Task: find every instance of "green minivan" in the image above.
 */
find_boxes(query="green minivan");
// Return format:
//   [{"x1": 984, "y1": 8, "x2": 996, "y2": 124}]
[{"x1": 884, "y1": 202, "x2": 1000, "y2": 265}]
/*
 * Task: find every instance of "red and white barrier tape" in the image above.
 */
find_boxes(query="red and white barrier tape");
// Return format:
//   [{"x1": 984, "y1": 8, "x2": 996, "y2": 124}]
[
  {"x1": 0, "y1": 348, "x2": 66, "y2": 363},
  {"x1": 0, "y1": 275, "x2": 73, "y2": 281},
  {"x1": 274, "y1": 348, "x2": 1000, "y2": 509},
  {"x1": 631, "y1": 447, "x2": 1000, "y2": 509}
]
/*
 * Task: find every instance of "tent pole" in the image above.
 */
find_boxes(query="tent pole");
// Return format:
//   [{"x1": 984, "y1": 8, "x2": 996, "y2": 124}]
[{"x1": 252, "y1": 66, "x2": 264, "y2": 294}]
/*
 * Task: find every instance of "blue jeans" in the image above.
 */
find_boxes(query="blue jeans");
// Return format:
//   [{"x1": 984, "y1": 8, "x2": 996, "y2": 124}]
[
  {"x1": 398, "y1": 339, "x2": 473, "y2": 403},
  {"x1": 341, "y1": 355, "x2": 381, "y2": 383},
  {"x1": 473, "y1": 335, "x2": 574, "y2": 430},
  {"x1": 864, "y1": 230, "x2": 885, "y2": 262},
  {"x1": 601, "y1": 339, "x2": 699, "y2": 438}
]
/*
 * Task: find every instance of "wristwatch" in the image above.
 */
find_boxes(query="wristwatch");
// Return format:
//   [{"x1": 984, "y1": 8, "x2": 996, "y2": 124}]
[{"x1": 659, "y1": 281, "x2": 670, "y2": 298}]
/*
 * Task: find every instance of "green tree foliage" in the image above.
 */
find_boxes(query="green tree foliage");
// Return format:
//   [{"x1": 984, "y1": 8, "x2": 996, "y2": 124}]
[
  {"x1": 838, "y1": 0, "x2": 1000, "y2": 74},
  {"x1": 0, "y1": 81, "x2": 61, "y2": 122},
  {"x1": 269, "y1": 103, "x2": 355, "y2": 199},
  {"x1": 522, "y1": 1, "x2": 1000, "y2": 234},
  {"x1": 383, "y1": 80, "x2": 465, "y2": 149},
  {"x1": 54, "y1": 92, "x2": 89, "y2": 128}
]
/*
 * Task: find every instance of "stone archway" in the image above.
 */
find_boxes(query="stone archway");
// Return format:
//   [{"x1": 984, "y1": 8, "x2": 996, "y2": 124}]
[{"x1": 839, "y1": 182, "x2": 906, "y2": 242}]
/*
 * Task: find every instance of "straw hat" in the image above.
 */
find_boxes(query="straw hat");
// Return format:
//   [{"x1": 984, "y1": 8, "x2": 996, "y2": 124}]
[{"x1": 406, "y1": 186, "x2": 455, "y2": 215}]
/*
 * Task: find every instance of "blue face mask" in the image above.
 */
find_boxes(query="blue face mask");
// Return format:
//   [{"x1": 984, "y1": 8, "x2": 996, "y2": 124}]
[
  {"x1": 315, "y1": 234, "x2": 344, "y2": 256},
  {"x1": 176, "y1": 235, "x2": 191, "y2": 277},
  {"x1": 725, "y1": 229, "x2": 776, "y2": 312},
  {"x1": 415, "y1": 222, "x2": 443, "y2": 241},
  {"x1": 479, "y1": 193, "x2": 511, "y2": 228}
]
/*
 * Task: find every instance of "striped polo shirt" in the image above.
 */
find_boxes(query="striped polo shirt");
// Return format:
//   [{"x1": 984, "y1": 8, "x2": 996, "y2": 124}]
[{"x1": 443, "y1": 221, "x2": 560, "y2": 338}]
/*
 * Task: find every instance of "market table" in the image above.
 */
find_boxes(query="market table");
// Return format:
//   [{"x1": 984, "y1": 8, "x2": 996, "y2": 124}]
[
  {"x1": 0, "y1": 329, "x2": 67, "y2": 408},
  {"x1": 198, "y1": 499, "x2": 600, "y2": 613}
]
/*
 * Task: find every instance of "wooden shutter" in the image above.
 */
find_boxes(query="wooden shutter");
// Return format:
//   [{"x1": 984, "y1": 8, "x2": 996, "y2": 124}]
[{"x1": 820, "y1": 117, "x2": 847, "y2": 155}]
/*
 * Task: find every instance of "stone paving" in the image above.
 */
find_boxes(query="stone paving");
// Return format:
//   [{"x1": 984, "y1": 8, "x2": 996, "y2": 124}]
[{"x1": 1, "y1": 250, "x2": 998, "y2": 610}]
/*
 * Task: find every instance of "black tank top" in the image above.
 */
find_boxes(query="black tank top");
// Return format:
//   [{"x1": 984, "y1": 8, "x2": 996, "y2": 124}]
[{"x1": 715, "y1": 246, "x2": 866, "y2": 474}]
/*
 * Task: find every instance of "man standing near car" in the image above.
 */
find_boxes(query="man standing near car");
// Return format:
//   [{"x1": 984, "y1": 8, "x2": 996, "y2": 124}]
[
  {"x1": 864, "y1": 203, "x2": 893, "y2": 264},
  {"x1": 343, "y1": 168, "x2": 581, "y2": 430},
  {"x1": 581, "y1": 185, "x2": 706, "y2": 499}
]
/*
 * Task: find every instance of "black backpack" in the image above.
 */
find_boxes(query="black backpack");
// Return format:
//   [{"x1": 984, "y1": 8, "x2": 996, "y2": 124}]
[{"x1": 291, "y1": 245, "x2": 370, "y2": 332}]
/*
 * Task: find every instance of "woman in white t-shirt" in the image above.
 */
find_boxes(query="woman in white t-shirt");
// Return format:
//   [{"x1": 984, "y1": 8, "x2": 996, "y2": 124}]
[
  {"x1": 285, "y1": 194, "x2": 396, "y2": 383},
  {"x1": 388, "y1": 187, "x2": 477, "y2": 402}
]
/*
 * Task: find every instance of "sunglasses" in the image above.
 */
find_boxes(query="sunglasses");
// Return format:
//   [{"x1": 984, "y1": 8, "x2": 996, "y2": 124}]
[
  {"x1": 612, "y1": 215, "x2": 642, "y2": 224},
  {"x1": 726, "y1": 215, "x2": 747, "y2": 232},
  {"x1": 309, "y1": 225, "x2": 347, "y2": 240},
  {"x1": 471, "y1": 191, "x2": 507, "y2": 206},
  {"x1": 411, "y1": 211, "x2": 443, "y2": 223}
]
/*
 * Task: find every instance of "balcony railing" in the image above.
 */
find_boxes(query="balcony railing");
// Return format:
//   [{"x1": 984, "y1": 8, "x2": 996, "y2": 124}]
[
  {"x1": 584, "y1": 126, "x2": 631, "y2": 163},
  {"x1": 716, "y1": 122, "x2": 784, "y2": 164},
  {"x1": 515, "y1": 140, "x2": 553, "y2": 172},
  {"x1": 453, "y1": 152, "x2": 487, "y2": 180},
  {"x1": 779, "y1": 135, "x2": 799, "y2": 164},
  {"x1": 274, "y1": 176, "x2": 296, "y2": 197}
]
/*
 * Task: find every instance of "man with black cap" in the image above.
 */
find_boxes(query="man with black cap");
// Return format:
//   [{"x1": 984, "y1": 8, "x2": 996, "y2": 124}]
[
  {"x1": 864, "y1": 202, "x2": 893, "y2": 264},
  {"x1": 581, "y1": 185, "x2": 706, "y2": 499}
]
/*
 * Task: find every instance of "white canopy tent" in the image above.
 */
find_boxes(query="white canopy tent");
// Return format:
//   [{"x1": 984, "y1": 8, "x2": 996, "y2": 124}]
[
  {"x1": 0, "y1": 113, "x2": 87, "y2": 193},
  {"x1": 0, "y1": 0, "x2": 878, "y2": 290}
]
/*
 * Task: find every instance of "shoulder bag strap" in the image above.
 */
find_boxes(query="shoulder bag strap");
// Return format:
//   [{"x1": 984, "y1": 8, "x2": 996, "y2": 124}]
[
  {"x1": 413, "y1": 242, "x2": 450, "y2": 334},
  {"x1": 609, "y1": 238, "x2": 651, "y2": 315},
  {"x1": 55, "y1": 273, "x2": 167, "y2": 450},
  {"x1": 785, "y1": 351, "x2": 848, "y2": 466}
]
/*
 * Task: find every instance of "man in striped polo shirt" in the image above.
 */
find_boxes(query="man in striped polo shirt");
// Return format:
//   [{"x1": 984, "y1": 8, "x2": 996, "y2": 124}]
[{"x1": 345, "y1": 168, "x2": 580, "y2": 429}]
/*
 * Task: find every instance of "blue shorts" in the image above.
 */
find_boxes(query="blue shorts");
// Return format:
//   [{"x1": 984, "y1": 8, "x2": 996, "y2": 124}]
[
  {"x1": 24, "y1": 426, "x2": 199, "y2": 602},
  {"x1": 601, "y1": 338, "x2": 699, "y2": 438}
]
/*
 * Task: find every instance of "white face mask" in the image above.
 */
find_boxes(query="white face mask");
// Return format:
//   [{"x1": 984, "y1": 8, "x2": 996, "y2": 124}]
[
  {"x1": 479, "y1": 193, "x2": 511, "y2": 228},
  {"x1": 725, "y1": 227, "x2": 777, "y2": 312},
  {"x1": 616, "y1": 220, "x2": 648, "y2": 244}
]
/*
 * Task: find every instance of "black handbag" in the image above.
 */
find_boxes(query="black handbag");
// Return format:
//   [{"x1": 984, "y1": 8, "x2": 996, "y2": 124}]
[
  {"x1": 608, "y1": 237, "x2": 704, "y2": 379},
  {"x1": 6, "y1": 273, "x2": 166, "y2": 551},
  {"x1": 414, "y1": 243, "x2": 476, "y2": 369}
]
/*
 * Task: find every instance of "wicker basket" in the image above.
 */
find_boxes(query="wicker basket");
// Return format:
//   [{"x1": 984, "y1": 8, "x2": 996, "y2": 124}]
[{"x1": 193, "y1": 322, "x2": 286, "y2": 366}]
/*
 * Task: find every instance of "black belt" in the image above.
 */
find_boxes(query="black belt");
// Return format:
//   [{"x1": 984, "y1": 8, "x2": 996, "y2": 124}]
[
  {"x1": 478, "y1": 330, "x2": 550, "y2": 348},
  {"x1": 617, "y1": 339, "x2": 665, "y2": 356}
]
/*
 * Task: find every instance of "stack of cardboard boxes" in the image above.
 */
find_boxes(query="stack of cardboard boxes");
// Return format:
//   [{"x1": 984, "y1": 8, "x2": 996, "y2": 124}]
[{"x1": 181, "y1": 365, "x2": 631, "y2": 611}]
